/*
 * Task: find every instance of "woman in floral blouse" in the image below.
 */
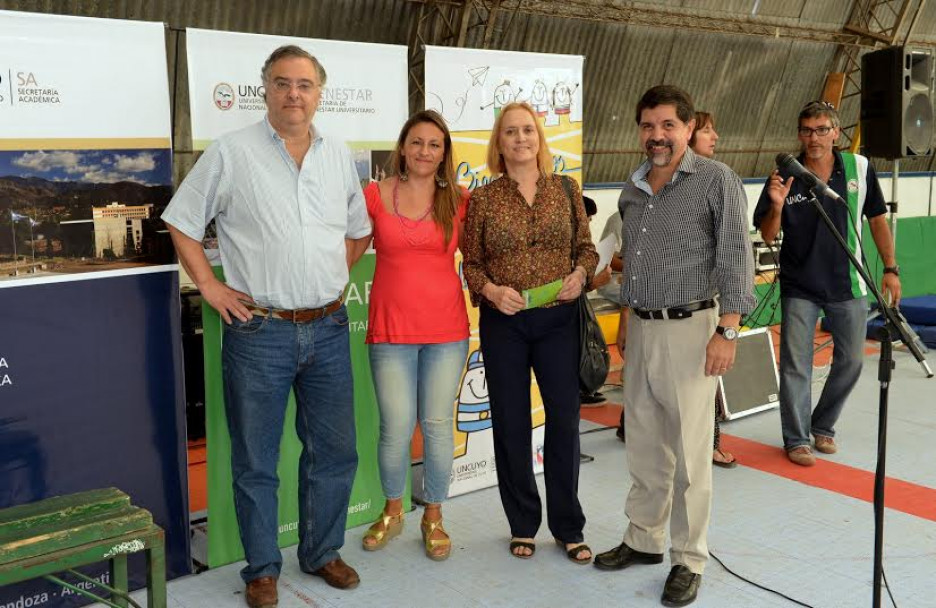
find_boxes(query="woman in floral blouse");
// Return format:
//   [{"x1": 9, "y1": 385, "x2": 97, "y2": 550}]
[{"x1": 462, "y1": 102, "x2": 598, "y2": 564}]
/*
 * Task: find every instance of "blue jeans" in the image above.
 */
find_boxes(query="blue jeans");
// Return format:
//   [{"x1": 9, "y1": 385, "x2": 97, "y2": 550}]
[
  {"x1": 368, "y1": 340, "x2": 468, "y2": 504},
  {"x1": 779, "y1": 296, "x2": 867, "y2": 450},
  {"x1": 222, "y1": 305, "x2": 357, "y2": 583}
]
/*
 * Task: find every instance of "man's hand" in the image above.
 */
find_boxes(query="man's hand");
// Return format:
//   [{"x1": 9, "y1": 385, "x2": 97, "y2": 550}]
[
  {"x1": 616, "y1": 308, "x2": 629, "y2": 363},
  {"x1": 483, "y1": 283, "x2": 525, "y2": 315},
  {"x1": 882, "y1": 273, "x2": 902, "y2": 307},
  {"x1": 705, "y1": 333, "x2": 737, "y2": 377},
  {"x1": 767, "y1": 170, "x2": 793, "y2": 208},
  {"x1": 590, "y1": 266, "x2": 612, "y2": 290},
  {"x1": 557, "y1": 267, "x2": 586, "y2": 301},
  {"x1": 201, "y1": 277, "x2": 254, "y2": 324}
]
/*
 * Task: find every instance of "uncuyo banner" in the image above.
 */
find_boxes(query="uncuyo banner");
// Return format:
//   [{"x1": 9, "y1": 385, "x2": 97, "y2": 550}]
[
  {"x1": 184, "y1": 27, "x2": 407, "y2": 568},
  {"x1": 421, "y1": 46, "x2": 584, "y2": 498},
  {"x1": 0, "y1": 10, "x2": 189, "y2": 608}
]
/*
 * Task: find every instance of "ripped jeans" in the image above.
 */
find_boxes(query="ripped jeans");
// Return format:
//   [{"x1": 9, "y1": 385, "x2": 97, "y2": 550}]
[{"x1": 368, "y1": 340, "x2": 469, "y2": 504}]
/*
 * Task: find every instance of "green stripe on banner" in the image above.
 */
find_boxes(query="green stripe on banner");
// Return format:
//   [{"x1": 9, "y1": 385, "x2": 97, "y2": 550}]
[
  {"x1": 839, "y1": 152, "x2": 865, "y2": 298},
  {"x1": 204, "y1": 256, "x2": 388, "y2": 568}
]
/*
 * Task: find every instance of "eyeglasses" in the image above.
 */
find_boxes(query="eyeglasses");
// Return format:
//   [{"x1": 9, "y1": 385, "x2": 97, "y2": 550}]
[
  {"x1": 797, "y1": 126, "x2": 835, "y2": 137},
  {"x1": 270, "y1": 79, "x2": 320, "y2": 94}
]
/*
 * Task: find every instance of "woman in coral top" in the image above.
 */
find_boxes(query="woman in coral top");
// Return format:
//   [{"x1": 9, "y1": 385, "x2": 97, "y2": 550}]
[{"x1": 361, "y1": 110, "x2": 469, "y2": 561}]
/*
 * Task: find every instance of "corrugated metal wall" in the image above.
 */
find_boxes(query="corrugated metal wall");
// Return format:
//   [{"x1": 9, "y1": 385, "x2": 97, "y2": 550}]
[{"x1": 3, "y1": 0, "x2": 935, "y2": 182}]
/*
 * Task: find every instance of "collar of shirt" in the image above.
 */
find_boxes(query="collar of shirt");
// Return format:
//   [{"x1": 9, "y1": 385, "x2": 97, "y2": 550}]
[
  {"x1": 796, "y1": 148, "x2": 844, "y2": 181},
  {"x1": 263, "y1": 115, "x2": 324, "y2": 167},
  {"x1": 630, "y1": 147, "x2": 699, "y2": 197},
  {"x1": 496, "y1": 172, "x2": 548, "y2": 191}
]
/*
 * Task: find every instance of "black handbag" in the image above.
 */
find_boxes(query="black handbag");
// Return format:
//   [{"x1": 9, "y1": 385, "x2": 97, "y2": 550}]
[{"x1": 559, "y1": 176, "x2": 610, "y2": 394}]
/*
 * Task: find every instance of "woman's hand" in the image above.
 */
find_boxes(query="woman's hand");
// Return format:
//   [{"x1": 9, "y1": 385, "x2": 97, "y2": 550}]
[
  {"x1": 557, "y1": 267, "x2": 587, "y2": 301},
  {"x1": 483, "y1": 283, "x2": 526, "y2": 315}
]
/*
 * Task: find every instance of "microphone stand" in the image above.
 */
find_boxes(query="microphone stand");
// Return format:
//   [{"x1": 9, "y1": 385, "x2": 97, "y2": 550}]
[{"x1": 804, "y1": 189, "x2": 932, "y2": 608}]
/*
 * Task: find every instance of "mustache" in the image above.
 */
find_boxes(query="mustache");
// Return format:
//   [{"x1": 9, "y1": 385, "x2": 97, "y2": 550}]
[{"x1": 646, "y1": 139, "x2": 674, "y2": 150}]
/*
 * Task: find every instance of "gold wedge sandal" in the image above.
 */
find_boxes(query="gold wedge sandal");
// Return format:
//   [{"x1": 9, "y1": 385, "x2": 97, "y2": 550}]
[
  {"x1": 420, "y1": 517, "x2": 452, "y2": 561},
  {"x1": 362, "y1": 511, "x2": 404, "y2": 551}
]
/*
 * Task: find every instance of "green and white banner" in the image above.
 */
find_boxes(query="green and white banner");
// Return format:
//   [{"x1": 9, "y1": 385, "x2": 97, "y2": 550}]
[{"x1": 185, "y1": 28, "x2": 407, "y2": 568}]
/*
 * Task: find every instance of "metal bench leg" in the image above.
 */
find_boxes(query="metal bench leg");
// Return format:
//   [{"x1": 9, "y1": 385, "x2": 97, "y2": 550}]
[
  {"x1": 146, "y1": 539, "x2": 167, "y2": 608},
  {"x1": 110, "y1": 554, "x2": 129, "y2": 608}
]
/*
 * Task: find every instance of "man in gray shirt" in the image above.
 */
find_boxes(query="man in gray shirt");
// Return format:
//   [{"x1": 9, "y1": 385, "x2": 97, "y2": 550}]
[
  {"x1": 593, "y1": 85, "x2": 754, "y2": 607},
  {"x1": 163, "y1": 46, "x2": 371, "y2": 607}
]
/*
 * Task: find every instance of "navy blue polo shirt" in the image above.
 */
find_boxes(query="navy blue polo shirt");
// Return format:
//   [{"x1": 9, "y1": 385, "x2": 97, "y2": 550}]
[{"x1": 752, "y1": 150, "x2": 886, "y2": 303}]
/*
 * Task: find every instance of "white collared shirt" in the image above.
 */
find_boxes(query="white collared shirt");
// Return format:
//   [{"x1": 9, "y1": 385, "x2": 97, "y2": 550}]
[{"x1": 163, "y1": 117, "x2": 371, "y2": 309}]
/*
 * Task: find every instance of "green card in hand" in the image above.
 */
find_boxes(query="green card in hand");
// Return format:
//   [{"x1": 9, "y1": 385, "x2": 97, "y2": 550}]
[{"x1": 522, "y1": 278, "x2": 563, "y2": 309}]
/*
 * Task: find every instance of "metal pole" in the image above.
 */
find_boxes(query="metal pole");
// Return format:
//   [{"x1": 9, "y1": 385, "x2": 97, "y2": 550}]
[
  {"x1": 10, "y1": 209, "x2": 18, "y2": 276},
  {"x1": 890, "y1": 159, "x2": 899, "y2": 246},
  {"x1": 29, "y1": 214, "x2": 36, "y2": 272}
]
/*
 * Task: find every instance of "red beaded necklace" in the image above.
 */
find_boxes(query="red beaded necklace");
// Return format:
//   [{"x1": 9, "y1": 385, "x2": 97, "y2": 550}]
[{"x1": 392, "y1": 178, "x2": 435, "y2": 246}]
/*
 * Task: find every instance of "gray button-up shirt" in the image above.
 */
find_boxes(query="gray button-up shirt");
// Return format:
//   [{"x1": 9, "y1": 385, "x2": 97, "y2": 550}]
[
  {"x1": 618, "y1": 148, "x2": 755, "y2": 314},
  {"x1": 162, "y1": 117, "x2": 371, "y2": 309}
]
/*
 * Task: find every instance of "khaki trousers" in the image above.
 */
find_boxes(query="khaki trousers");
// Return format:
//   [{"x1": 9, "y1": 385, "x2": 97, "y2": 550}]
[{"x1": 622, "y1": 307, "x2": 717, "y2": 574}]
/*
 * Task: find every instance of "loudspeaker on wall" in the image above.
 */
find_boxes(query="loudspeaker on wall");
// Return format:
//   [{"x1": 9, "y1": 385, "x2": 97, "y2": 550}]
[{"x1": 861, "y1": 45, "x2": 934, "y2": 159}]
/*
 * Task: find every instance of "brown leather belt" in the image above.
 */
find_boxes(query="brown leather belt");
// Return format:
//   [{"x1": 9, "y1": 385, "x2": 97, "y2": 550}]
[
  {"x1": 244, "y1": 297, "x2": 343, "y2": 323},
  {"x1": 633, "y1": 299, "x2": 716, "y2": 320}
]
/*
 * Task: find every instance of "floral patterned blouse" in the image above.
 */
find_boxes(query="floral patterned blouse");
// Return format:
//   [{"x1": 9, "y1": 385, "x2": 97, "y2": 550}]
[{"x1": 463, "y1": 173, "x2": 598, "y2": 308}]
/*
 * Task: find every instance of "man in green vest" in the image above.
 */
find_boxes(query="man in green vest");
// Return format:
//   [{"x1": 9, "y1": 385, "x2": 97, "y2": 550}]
[{"x1": 753, "y1": 101, "x2": 901, "y2": 467}]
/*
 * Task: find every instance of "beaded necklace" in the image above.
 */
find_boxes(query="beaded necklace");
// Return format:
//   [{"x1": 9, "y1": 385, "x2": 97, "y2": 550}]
[{"x1": 392, "y1": 178, "x2": 435, "y2": 246}]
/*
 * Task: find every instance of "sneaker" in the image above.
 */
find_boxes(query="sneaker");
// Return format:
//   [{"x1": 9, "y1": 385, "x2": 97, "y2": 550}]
[
  {"x1": 814, "y1": 435, "x2": 837, "y2": 454},
  {"x1": 787, "y1": 446, "x2": 816, "y2": 467}
]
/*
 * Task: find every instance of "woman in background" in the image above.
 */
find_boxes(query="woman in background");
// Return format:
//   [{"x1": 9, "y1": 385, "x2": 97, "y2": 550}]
[{"x1": 690, "y1": 111, "x2": 738, "y2": 469}]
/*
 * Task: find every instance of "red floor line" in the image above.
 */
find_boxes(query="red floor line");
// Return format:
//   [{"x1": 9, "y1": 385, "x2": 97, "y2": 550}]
[
  {"x1": 578, "y1": 404, "x2": 936, "y2": 523},
  {"x1": 718, "y1": 434, "x2": 936, "y2": 522}
]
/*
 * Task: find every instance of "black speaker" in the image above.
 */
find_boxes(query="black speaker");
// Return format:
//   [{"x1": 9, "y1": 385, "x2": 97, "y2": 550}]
[
  {"x1": 716, "y1": 328, "x2": 779, "y2": 420},
  {"x1": 861, "y1": 46, "x2": 934, "y2": 159}
]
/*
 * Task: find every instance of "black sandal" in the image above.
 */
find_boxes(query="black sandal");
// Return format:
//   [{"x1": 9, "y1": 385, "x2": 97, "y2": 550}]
[
  {"x1": 509, "y1": 539, "x2": 536, "y2": 559},
  {"x1": 555, "y1": 539, "x2": 592, "y2": 565}
]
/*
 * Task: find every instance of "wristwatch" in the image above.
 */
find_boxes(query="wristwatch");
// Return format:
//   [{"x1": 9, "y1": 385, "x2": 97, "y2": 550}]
[
  {"x1": 716, "y1": 325, "x2": 739, "y2": 341},
  {"x1": 883, "y1": 265, "x2": 900, "y2": 277}
]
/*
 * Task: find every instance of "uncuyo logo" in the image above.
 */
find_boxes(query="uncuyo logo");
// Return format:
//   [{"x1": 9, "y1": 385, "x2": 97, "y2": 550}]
[{"x1": 213, "y1": 83, "x2": 234, "y2": 110}]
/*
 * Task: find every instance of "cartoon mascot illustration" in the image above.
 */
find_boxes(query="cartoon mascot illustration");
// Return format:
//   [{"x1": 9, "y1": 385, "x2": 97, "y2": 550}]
[{"x1": 453, "y1": 349, "x2": 492, "y2": 459}]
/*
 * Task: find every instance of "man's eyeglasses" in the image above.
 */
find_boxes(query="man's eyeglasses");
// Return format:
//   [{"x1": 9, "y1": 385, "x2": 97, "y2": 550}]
[
  {"x1": 271, "y1": 79, "x2": 319, "y2": 94},
  {"x1": 798, "y1": 126, "x2": 834, "y2": 137}
]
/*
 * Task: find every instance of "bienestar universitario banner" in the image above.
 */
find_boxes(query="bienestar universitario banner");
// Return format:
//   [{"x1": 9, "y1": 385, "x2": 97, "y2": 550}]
[
  {"x1": 185, "y1": 27, "x2": 408, "y2": 568},
  {"x1": 422, "y1": 46, "x2": 584, "y2": 498},
  {"x1": 0, "y1": 10, "x2": 189, "y2": 607}
]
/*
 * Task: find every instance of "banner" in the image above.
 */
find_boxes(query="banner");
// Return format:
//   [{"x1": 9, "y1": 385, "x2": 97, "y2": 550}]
[
  {"x1": 185, "y1": 28, "x2": 407, "y2": 567},
  {"x1": 0, "y1": 12, "x2": 188, "y2": 606},
  {"x1": 422, "y1": 47, "x2": 584, "y2": 498}
]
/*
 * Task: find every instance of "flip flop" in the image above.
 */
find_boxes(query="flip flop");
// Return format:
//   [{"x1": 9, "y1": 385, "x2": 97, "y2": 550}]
[
  {"x1": 509, "y1": 539, "x2": 536, "y2": 559},
  {"x1": 713, "y1": 448, "x2": 738, "y2": 469}
]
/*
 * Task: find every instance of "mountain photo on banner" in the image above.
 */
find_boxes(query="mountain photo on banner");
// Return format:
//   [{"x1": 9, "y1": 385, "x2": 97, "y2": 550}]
[{"x1": 0, "y1": 148, "x2": 174, "y2": 282}]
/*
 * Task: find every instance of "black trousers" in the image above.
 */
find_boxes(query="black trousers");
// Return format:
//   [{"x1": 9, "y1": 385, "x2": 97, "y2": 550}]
[{"x1": 479, "y1": 302, "x2": 585, "y2": 543}]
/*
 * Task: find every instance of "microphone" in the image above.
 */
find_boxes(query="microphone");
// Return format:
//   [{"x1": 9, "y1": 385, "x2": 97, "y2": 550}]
[{"x1": 775, "y1": 153, "x2": 845, "y2": 204}]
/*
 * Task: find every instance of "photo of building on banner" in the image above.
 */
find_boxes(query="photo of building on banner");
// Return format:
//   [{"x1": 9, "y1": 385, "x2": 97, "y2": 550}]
[
  {"x1": 184, "y1": 27, "x2": 408, "y2": 569},
  {"x1": 0, "y1": 14, "x2": 175, "y2": 283},
  {"x1": 421, "y1": 46, "x2": 584, "y2": 499}
]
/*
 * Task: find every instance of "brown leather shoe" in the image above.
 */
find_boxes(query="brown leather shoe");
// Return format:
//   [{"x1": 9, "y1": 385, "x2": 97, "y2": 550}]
[
  {"x1": 245, "y1": 576, "x2": 277, "y2": 608},
  {"x1": 814, "y1": 435, "x2": 838, "y2": 454},
  {"x1": 310, "y1": 558, "x2": 360, "y2": 590},
  {"x1": 787, "y1": 445, "x2": 816, "y2": 467}
]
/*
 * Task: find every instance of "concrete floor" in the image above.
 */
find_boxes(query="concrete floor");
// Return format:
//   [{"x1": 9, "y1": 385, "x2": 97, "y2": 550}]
[{"x1": 102, "y1": 347, "x2": 936, "y2": 608}]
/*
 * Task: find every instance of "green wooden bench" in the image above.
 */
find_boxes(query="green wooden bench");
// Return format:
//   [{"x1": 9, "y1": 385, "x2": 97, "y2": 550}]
[{"x1": 0, "y1": 488, "x2": 166, "y2": 608}]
